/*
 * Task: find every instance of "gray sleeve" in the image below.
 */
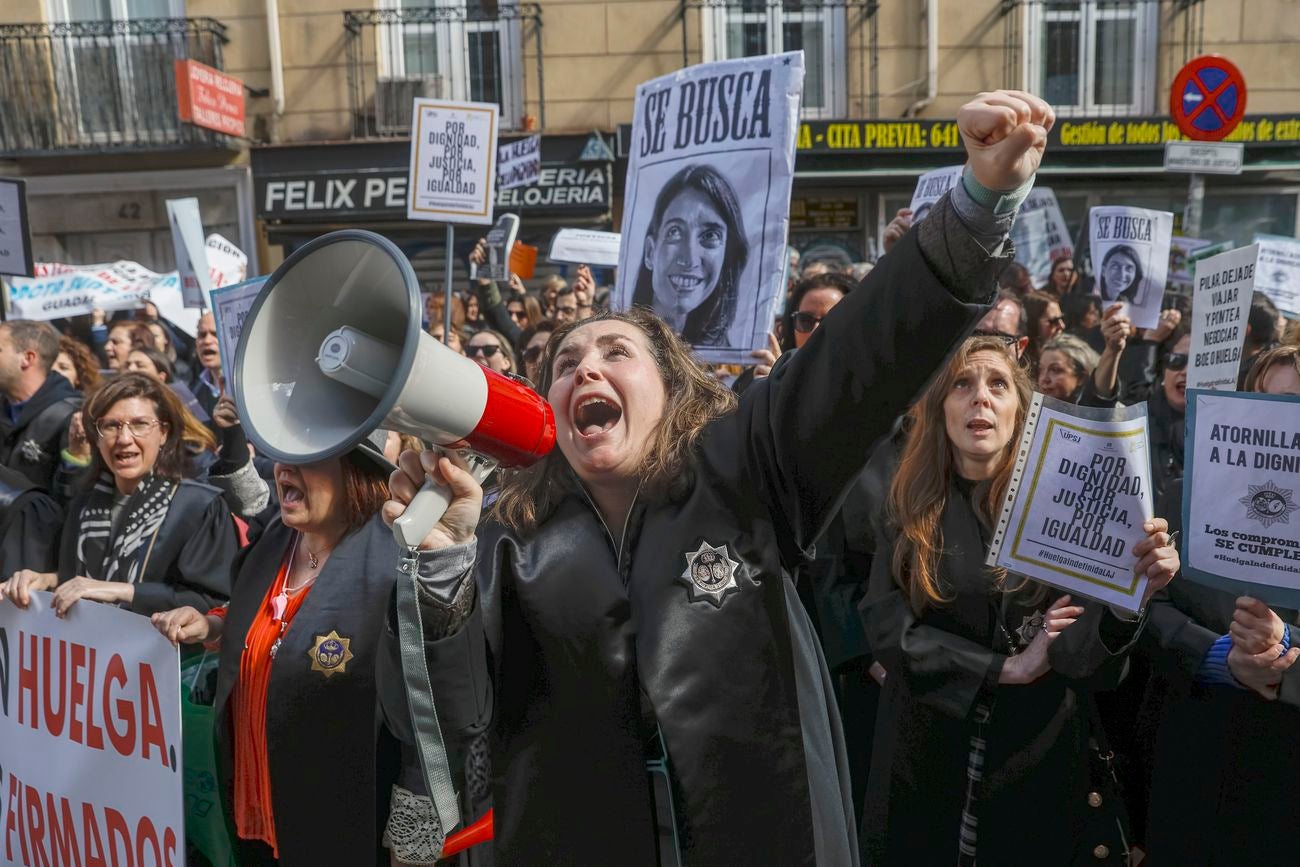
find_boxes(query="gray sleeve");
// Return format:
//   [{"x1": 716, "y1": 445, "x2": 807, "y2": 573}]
[
  {"x1": 206, "y1": 460, "x2": 270, "y2": 517},
  {"x1": 413, "y1": 540, "x2": 477, "y2": 638},
  {"x1": 914, "y1": 187, "x2": 1018, "y2": 305}
]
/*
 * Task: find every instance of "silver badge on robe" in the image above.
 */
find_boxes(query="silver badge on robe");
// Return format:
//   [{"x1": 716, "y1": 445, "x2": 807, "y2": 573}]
[{"x1": 680, "y1": 540, "x2": 741, "y2": 608}]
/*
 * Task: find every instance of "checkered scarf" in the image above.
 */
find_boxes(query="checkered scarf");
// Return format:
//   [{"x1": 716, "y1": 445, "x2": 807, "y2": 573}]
[{"x1": 76, "y1": 472, "x2": 177, "y2": 585}]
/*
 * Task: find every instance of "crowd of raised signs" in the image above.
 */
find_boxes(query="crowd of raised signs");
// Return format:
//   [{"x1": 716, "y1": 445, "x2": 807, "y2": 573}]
[{"x1": 0, "y1": 87, "x2": 1298, "y2": 867}]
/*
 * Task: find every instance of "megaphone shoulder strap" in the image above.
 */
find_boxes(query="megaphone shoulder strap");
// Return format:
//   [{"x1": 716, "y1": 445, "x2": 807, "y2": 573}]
[{"x1": 395, "y1": 552, "x2": 461, "y2": 845}]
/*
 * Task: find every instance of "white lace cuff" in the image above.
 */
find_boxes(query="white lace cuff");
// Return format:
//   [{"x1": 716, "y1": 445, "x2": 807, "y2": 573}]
[{"x1": 383, "y1": 784, "x2": 444, "y2": 864}]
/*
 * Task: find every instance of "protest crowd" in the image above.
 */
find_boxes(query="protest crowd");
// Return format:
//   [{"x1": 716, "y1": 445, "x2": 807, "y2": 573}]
[{"x1": 0, "y1": 75, "x2": 1297, "y2": 867}]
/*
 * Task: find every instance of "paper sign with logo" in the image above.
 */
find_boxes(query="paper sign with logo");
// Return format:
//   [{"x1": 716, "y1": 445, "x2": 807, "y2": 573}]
[
  {"x1": 909, "y1": 165, "x2": 964, "y2": 224},
  {"x1": 212, "y1": 276, "x2": 267, "y2": 394},
  {"x1": 1088, "y1": 206, "x2": 1174, "y2": 329},
  {"x1": 1188, "y1": 244, "x2": 1256, "y2": 390},
  {"x1": 166, "y1": 198, "x2": 214, "y2": 309},
  {"x1": 1183, "y1": 390, "x2": 1300, "y2": 608},
  {"x1": 498, "y1": 135, "x2": 541, "y2": 191},
  {"x1": 986, "y1": 395, "x2": 1154, "y2": 613},
  {"x1": 1253, "y1": 234, "x2": 1300, "y2": 318},
  {"x1": 550, "y1": 229, "x2": 621, "y2": 267},
  {"x1": 0, "y1": 592, "x2": 183, "y2": 866},
  {"x1": 407, "y1": 99, "x2": 499, "y2": 225},
  {"x1": 615, "y1": 51, "x2": 805, "y2": 364}
]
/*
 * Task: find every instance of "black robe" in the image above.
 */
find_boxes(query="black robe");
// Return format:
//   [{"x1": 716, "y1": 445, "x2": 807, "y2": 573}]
[
  {"x1": 58, "y1": 478, "x2": 237, "y2": 616},
  {"x1": 399, "y1": 220, "x2": 1002, "y2": 866},
  {"x1": 1139, "y1": 482, "x2": 1300, "y2": 864},
  {"x1": 861, "y1": 481, "x2": 1141, "y2": 865},
  {"x1": 0, "y1": 465, "x2": 62, "y2": 575},
  {"x1": 213, "y1": 515, "x2": 407, "y2": 866}
]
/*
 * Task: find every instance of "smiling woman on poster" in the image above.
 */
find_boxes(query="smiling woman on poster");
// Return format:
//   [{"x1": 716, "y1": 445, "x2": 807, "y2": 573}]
[
  {"x1": 632, "y1": 163, "x2": 750, "y2": 346},
  {"x1": 1098, "y1": 244, "x2": 1145, "y2": 304}
]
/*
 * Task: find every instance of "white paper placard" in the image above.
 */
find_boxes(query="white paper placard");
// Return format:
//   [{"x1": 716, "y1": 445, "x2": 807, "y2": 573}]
[
  {"x1": 407, "y1": 99, "x2": 499, "y2": 225},
  {"x1": 1088, "y1": 205, "x2": 1174, "y2": 329},
  {"x1": 0, "y1": 592, "x2": 183, "y2": 865},
  {"x1": 550, "y1": 229, "x2": 621, "y2": 267},
  {"x1": 211, "y1": 276, "x2": 267, "y2": 393},
  {"x1": 909, "y1": 165, "x2": 964, "y2": 224},
  {"x1": 1254, "y1": 234, "x2": 1300, "y2": 318},
  {"x1": 165, "y1": 197, "x2": 214, "y2": 309},
  {"x1": 0, "y1": 177, "x2": 33, "y2": 277},
  {"x1": 1188, "y1": 244, "x2": 1256, "y2": 390},
  {"x1": 614, "y1": 52, "x2": 804, "y2": 364},
  {"x1": 1183, "y1": 390, "x2": 1300, "y2": 609},
  {"x1": 987, "y1": 394, "x2": 1154, "y2": 613}
]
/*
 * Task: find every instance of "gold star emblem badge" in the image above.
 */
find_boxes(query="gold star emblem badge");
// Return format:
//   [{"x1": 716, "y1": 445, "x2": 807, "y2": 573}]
[{"x1": 308, "y1": 630, "x2": 354, "y2": 677}]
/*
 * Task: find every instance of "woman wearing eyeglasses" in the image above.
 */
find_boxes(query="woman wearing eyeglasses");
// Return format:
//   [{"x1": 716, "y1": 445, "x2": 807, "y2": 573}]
[
  {"x1": 0, "y1": 372, "x2": 237, "y2": 617},
  {"x1": 466, "y1": 328, "x2": 518, "y2": 377}
]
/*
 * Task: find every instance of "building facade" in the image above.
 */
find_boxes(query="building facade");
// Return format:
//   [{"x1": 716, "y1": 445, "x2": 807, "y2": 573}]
[{"x1": 3, "y1": 0, "x2": 1299, "y2": 284}]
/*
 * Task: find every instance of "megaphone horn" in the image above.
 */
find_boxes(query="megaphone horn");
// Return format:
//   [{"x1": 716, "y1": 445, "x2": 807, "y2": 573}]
[{"x1": 234, "y1": 229, "x2": 556, "y2": 548}]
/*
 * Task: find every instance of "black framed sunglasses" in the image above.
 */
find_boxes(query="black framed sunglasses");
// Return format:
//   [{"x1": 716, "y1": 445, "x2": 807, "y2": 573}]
[
  {"x1": 1164, "y1": 352, "x2": 1188, "y2": 372},
  {"x1": 467, "y1": 344, "x2": 503, "y2": 359},
  {"x1": 792, "y1": 311, "x2": 824, "y2": 333}
]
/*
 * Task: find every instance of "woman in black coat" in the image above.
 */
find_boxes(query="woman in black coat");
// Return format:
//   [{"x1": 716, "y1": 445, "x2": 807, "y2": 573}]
[
  {"x1": 382, "y1": 90, "x2": 1064, "y2": 866},
  {"x1": 859, "y1": 335, "x2": 1179, "y2": 865},
  {"x1": 1139, "y1": 344, "x2": 1300, "y2": 865},
  {"x1": 151, "y1": 437, "x2": 427, "y2": 866},
  {"x1": 1, "y1": 372, "x2": 236, "y2": 616}
]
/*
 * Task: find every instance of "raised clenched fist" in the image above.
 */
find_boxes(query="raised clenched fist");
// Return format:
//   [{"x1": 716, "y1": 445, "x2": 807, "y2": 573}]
[{"x1": 958, "y1": 90, "x2": 1055, "y2": 192}]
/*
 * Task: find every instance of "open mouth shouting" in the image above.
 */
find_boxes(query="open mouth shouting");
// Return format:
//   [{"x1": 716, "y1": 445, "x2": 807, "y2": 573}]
[
  {"x1": 278, "y1": 472, "x2": 307, "y2": 510},
  {"x1": 573, "y1": 394, "x2": 623, "y2": 438},
  {"x1": 112, "y1": 446, "x2": 143, "y2": 472}
]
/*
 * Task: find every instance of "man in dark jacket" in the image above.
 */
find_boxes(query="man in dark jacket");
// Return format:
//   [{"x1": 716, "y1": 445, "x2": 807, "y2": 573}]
[
  {"x1": 0, "y1": 320, "x2": 82, "y2": 493},
  {"x1": 0, "y1": 464, "x2": 62, "y2": 575}
]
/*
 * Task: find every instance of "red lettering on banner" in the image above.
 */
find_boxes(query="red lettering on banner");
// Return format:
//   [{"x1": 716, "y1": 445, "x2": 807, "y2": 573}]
[
  {"x1": 19, "y1": 631, "x2": 38, "y2": 726},
  {"x1": 42, "y1": 637, "x2": 68, "y2": 737},
  {"x1": 21, "y1": 637, "x2": 171, "y2": 766},
  {"x1": 134, "y1": 815, "x2": 160, "y2": 867},
  {"x1": 105, "y1": 808, "x2": 131, "y2": 867},
  {"x1": 5, "y1": 770, "x2": 24, "y2": 863},
  {"x1": 22, "y1": 784, "x2": 48, "y2": 867},
  {"x1": 104, "y1": 656, "x2": 134, "y2": 758},
  {"x1": 163, "y1": 828, "x2": 176, "y2": 867},
  {"x1": 137, "y1": 666, "x2": 167, "y2": 769},
  {"x1": 82, "y1": 802, "x2": 107, "y2": 867},
  {"x1": 43, "y1": 793, "x2": 78, "y2": 867}
]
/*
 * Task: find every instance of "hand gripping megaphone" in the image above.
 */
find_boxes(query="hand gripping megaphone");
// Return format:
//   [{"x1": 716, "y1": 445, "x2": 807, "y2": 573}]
[{"x1": 233, "y1": 229, "x2": 556, "y2": 548}]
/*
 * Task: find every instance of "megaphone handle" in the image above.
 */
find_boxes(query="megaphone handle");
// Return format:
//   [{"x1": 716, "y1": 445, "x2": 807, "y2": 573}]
[{"x1": 391, "y1": 451, "x2": 497, "y2": 550}]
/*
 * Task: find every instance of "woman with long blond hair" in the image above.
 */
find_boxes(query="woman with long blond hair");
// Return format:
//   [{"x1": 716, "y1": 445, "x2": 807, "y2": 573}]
[{"x1": 860, "y1": 335, "x2": 1179, "y2": 865}]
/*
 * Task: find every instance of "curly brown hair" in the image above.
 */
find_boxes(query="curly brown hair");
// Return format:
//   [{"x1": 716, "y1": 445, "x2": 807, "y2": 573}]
[
  {"x1": 493, "y1": 307, "x2": 737, "y2": 533},
  {"x1": 57, "y1": 336, "x2": 102, "y2": 391}
]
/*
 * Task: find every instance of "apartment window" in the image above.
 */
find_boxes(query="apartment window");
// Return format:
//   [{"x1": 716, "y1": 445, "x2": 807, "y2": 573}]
[
  {"x1": 1026, "y1": 1, "x2": 1158, "y2": 116},
  {"x1": 701, "y1": 1, "x2": 847, "y2": 119},
  {"x1": 49, "y1": 0, "x2": 188, "y2": 139},
  {"x1": 379, "y1": 0, "x2": 524, "y2": 129}
]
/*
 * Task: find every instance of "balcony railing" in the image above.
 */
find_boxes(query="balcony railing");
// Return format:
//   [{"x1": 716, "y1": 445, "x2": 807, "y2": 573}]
[
  {"x1": 345, "y1": 4, "x2": 543, "y2": 139},
  {"x1": 0, "y1": 18, "x2": 232, "y2": 157},
  {"x1": 681, "y1": 0, "x2": 879, "y2": 119}
]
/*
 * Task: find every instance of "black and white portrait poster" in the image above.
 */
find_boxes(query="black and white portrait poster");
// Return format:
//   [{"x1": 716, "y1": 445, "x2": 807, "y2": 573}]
[
  {"x1": 908, "y1": 165, "x2": 963, "y2": 225},
  {"x1": 1088, "y1": 205, "x2": 1174, "y2": 329},
  {"x1": 614, "y1": 52, "x2": 805, "y2": 364}
]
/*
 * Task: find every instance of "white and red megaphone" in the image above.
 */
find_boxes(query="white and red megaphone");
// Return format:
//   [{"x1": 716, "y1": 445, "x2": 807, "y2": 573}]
[{"x1": 234, "y1": 229, "x2": 555, "y2": 547}]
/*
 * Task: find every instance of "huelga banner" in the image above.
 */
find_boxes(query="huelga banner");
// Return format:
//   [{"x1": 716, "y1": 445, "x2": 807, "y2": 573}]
[{"x1": 615, "y1": 52, "x2": 805, "y2": 364}]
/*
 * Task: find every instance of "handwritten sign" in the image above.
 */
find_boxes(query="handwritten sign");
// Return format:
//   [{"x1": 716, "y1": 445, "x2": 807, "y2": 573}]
[
  {"x1": 987, "y1": 395, "x2": 1154, "y2": 613},
  {"x1": 0, "y1": 593, "x2": 182, "y2": 867},
  {"x1": 1188, "y1": 244, "x2": 1256, "y2": 390},
  {"x1": 497, "y1": 135, "x2": 541, "y2": 191}
]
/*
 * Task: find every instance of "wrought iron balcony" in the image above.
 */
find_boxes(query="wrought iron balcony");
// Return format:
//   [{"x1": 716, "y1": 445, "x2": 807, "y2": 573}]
[
  {"x1": 345, "y1": 4, "x2": 544, "y2": 139},
  {"x1": 681, "y1": 0, "x2": 880, "y2": 119},
  {"x1": 0, "y1": 18, "x2": 233, "y2": 157}
]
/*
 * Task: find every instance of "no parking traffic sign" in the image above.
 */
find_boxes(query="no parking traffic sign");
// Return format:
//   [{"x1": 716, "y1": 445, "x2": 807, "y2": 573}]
[{"x1": 1170, "y1": 55, "x2": 1247, "y2": 141}]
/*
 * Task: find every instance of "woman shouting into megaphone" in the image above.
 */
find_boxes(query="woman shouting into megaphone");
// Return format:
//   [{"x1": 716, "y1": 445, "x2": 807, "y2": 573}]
[{"x1": 383, "y1": 89, "x2": 1056, "y2": 866}]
